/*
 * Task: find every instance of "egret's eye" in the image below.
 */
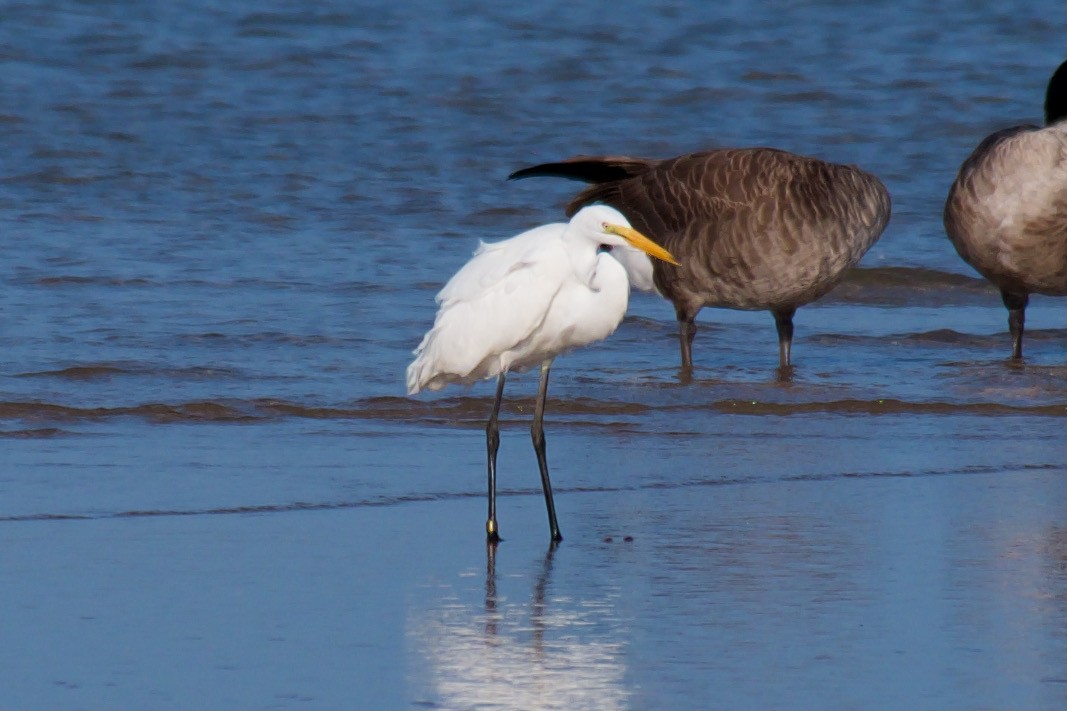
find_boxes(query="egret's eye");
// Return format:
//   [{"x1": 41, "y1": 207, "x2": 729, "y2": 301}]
[{"x1": 597, "y1": 244, "x2": 613, "y2": 254}]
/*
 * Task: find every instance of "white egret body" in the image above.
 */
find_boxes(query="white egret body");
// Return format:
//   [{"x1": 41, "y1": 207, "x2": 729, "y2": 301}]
[{"x1": 407, "y1": 205, "x2": 678, "y2": 541}]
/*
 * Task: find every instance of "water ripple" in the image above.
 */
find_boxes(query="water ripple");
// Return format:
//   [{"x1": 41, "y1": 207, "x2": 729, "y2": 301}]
[
  {"x1": 2, "y1": 462, "x2": 1058, "y2": 524},
  {"x1": 0, "y1": 395, "x2": 1062, "y2": 427}
]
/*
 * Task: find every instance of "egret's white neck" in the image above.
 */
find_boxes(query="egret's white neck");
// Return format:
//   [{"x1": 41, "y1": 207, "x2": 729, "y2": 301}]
[{"x1": 561, "y1": 228, "x2": 603, "y2": 287}]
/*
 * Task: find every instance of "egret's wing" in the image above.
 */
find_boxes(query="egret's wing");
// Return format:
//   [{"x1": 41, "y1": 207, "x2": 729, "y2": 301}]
[
  {"x1": 409, "y1": 235, "x2": 568, "y2": 391},
  {"x1": 437, "y1": 223, "x2": 564, "y2": 306}
]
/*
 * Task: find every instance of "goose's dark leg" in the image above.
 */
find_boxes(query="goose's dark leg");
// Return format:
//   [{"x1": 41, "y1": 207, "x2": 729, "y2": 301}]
[
  {"x1": 772, "y1": 307, "x2": 796, "y2": 368},
  {"x1": 675, "y1": 304, "x2": 698, "y2": 376},
  {"x1": 531, "y1": 359, "x2": 562, "y2": 542},
  {"x1": 485, "y1": 373, "x2": 506, "y2": 542},
  {"x1": 1001, "y1": 290, "x2": 1028, "y2": 360}
]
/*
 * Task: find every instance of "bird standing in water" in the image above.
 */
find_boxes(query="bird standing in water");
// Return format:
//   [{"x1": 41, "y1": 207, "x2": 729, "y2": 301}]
[
  {"x1": 943, "y1": 59, "x2": 1067, "y2": 359},
  {"x1": 407, "y1": 205, "x2": 678, "y2": 542},
  {"x1": 510, "y1": 148, "x2": 891, "y2": 375}
]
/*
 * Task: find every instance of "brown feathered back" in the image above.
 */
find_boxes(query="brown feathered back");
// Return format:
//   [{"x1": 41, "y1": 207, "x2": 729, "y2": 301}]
[
  {"x1": 511, "y1": 149, "x2": 891, "y2": 314},
  {"x1": 943, "y1": 124, "x2": 1067, "y2": 297}
]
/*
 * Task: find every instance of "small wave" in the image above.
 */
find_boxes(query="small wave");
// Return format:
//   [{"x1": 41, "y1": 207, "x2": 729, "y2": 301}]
[
  {"x1": 334, "y1": 281, "x2": 404, "y2": 295},
  {"x1": 766, "y1": 89, "x2": 838, "y2": 103},
  {"x1": 246, "y1": 211, "x2": 295, "y2": 229},
  {"x1": 0, "y1": 395, "x2": 1061, "y2": 427},
  {"x1": 249, "y1": 396, "x2": 653, "y2": 425},
  {"x1": 2, "y1": 462, "x2": 1060, "y2": 524},
  {"x1": 16, "y1": 364, "x2": 242, "y2": 380},
  {"x1": 128, "y1": 52, "x2": 209, "y2": 70},
  {"x1": 17, "y1": 365, "x2": 130, "y2": 380},
  {"x1": 0, "y1": 401, "x2": 260, "y2": 424},
  {"x1": 31, "y1": 148, "x2": 103, "y2": 160},
  {"x1": 827, "y1": 266, "x2": 995, "y2": 305},
  {"x1": 908, "y1": 328, "x2": 1067, "y2": 345},
  {"x1": 905, "y1": 328, "x2": 990, "y2": 345},
  {"x1": 845, "y1": 267, "x2": 988, "y2": 288},
  {"x1": 808, "y1": 328, "x2": 1067, "y2": 347},
  {"x1": 708, "y1": 398, "x2": 1065, "y2": 417},
  {"x1": 32, "y1": 275, "x2": 155, "y2": 287},
  {"x1": 0, "y1": 427, "x2": 73, "y2": 439},
  {"x1": 22, "y1": 274, "x2": 388, "y2": 293},
  {"x1": 0, "y1": 491, "x2": 475, "y2": 523},
  {"x1": 175, "y1": 332, "x2": 343, "y2": 347},
  {"x1": 741, "y1": 70, "x2": 805, "y2": 82},
  {"x1": 104, "y1": 132, "x2": 139, "y2": 144},
  {"x1": 619, "y1": 315, "x2": 688, "y2": 333},
  {"x1": 237, "y1": 10, "x2": 356, "y2": 29},
  {"x1": 662, "y1": 87, "x2": 748, "y2": 107},
  {"x1": 0, "y1": 168, "x2": 113, "y2": 186}
]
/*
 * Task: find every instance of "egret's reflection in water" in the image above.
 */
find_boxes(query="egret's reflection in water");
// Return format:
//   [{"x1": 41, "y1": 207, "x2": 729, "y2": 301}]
[{"x1": 410, "y1": 543, "x2": 629, "y2": 710}]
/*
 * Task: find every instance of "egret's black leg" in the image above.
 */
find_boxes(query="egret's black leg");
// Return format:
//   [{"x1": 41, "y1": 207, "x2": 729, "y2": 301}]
[
  {"x1": 1001, "y1": 290, "x2": 1028, "y2": 360},
  {"x1": 772, "y1": 306, "x2": 796, "y2": 369},
  {"x1": 531, "y1": 360, "x2": 562, "y2": 542},
  {"x1": 485, "y1": 373, "x2": 506, "y2": 542}
]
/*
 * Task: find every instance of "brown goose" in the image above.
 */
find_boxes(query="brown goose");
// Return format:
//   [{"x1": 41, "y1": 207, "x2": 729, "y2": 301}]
[
  {"x1": 943, "y1": 60, "x2": 1067, "y2": 359},
  {"x1": 509, "y1": 148, "x2": 891, "y2": 372}
]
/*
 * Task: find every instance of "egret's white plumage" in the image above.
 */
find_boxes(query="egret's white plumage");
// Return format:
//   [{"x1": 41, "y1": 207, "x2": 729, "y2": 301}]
[
  {"x1": 407, "y1": 205, "x2": 673, "y2": 395},
  {"x1": 406, "y1": 204, "x2": 678, "y2": 541}
]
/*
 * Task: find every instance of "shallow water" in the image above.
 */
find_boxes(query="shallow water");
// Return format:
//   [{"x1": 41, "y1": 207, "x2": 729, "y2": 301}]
[{"x1": 1, "y1": 0, "x2": 1065, "y2": 708}]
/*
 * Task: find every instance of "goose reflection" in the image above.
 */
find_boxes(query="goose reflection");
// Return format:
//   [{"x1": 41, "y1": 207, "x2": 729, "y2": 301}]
[{"x1": 411, "y1": 543, "x2": 629, "y2": 710}]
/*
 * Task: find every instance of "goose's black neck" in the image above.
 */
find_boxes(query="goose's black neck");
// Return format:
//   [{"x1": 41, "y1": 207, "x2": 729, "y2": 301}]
[{"x1": 1044, "y1": 60, "x2": 1067, "y2": 125}]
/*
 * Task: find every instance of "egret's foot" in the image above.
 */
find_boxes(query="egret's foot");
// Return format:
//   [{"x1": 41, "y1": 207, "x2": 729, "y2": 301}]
[{"x1": 486, "y1": 519, "x2": 501, "y2": 543}]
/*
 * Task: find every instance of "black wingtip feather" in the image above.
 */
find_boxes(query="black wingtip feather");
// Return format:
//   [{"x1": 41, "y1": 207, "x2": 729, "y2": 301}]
[
  {"x1": 507, "y1": 161, "x2": 612, "y2": 183},
  {"x1": 507, "y1": 163, "x2": 566, "y2": 181},
  {"x1": 507, "y1": 156, "x2": 654, "y2": 184}
]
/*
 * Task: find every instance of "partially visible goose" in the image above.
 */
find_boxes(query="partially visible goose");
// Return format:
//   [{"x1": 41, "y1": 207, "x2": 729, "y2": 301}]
[
  {"x1": 509, "y1": 148, "x2": 891, "y2": 373},
  {"x1": 943, "y1": 59, "x2": 1067, "y2": 359}
]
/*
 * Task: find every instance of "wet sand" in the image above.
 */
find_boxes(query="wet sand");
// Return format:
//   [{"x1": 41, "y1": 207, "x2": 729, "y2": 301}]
[{"x1": 3, "y1": 414, "x2": 1064, "y2": 709}]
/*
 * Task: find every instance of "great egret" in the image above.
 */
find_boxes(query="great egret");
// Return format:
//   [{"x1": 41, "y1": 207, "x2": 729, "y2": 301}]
[
  {"x1": 943, "y1": 59, "x2": 1067, "y2": 359},
  {"x1": 406, "y1": 205, "x2": 678, "y2": 542},
  {"x1": 509, "y1": 148, "x2": 891, "y2": 373}
]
